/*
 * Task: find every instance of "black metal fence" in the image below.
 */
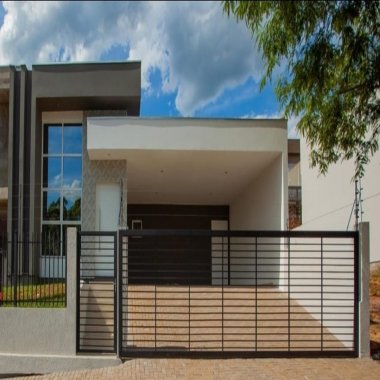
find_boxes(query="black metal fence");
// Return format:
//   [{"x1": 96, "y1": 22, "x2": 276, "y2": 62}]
[
  {"x1": 77, "y1": 231, "x2": 117, "y2": 353},
  {"x1": 119, "y1": 229, "x2": 359, "y2": 357},
  {"x1": 0, "y1": 232, "x2": 67, "y2": 307}
]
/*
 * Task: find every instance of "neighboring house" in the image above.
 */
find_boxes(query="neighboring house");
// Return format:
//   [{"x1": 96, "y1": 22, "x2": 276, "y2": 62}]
[
  {"x1": 298, "y1": 138, "x2": 380, "y2": 263},
  {"x1": 0, "y1": 62, "x2": 369, "y2": 373}
]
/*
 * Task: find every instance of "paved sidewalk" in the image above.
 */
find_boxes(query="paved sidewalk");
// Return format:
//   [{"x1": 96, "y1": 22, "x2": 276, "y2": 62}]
[{"x1": 9, "y1": 358, "x2": 380, "y2": 380}]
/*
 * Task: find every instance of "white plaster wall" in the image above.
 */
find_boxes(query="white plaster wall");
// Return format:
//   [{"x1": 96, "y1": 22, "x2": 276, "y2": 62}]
[
  {"x1": 229, "y1": 155, "x2": 286, "y2": 286},
  {"x1": 230, "y1": 154, "x2": 285, "y2": 231},
  {"x1": 288, "y1": 160, "x2": 301, "y2": 187},
  {"x1": 300, "y1": 138, "x2": 380, "y2": 263}
]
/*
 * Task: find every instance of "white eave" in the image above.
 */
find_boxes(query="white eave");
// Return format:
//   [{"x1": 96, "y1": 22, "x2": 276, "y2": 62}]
[{"x1": 86, "y1": 117, "x2": 287, "y2": 159}]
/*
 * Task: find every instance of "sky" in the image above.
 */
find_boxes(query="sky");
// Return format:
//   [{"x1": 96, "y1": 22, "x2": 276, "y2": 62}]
[{"x1": 0, "y1": 1, "x2": 299, "y2": 137}]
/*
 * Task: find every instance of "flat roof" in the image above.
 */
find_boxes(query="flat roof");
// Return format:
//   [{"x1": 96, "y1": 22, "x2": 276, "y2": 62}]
[
  {"x1": 32, "y1": 61, "x2": 141, "y2": 72},
  {"x1": 87, "y1": 116, "x2": 287, "y2": 129}
]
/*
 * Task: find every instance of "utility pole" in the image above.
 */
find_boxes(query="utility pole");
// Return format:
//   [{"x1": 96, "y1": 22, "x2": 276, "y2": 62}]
[{"x1": 354, "y1": 180, "x2": 364, "y2": 231}]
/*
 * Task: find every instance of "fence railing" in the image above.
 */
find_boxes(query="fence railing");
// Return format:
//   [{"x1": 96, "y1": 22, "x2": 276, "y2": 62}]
[
  {"x1": 119, "y1": 229, "x2": 359, "y2": 357},
  {"x1": 0, "y1": 233, "x2": 67, "y2": 307}
]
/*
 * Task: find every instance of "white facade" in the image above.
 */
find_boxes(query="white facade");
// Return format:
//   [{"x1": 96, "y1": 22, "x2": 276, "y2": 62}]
[{"x1": 300, "y1": 138, "x2": 380, "y2": 263}]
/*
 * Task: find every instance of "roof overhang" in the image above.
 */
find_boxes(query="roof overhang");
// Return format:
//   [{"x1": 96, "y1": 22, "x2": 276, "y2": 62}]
[
  {"x1": 86, "y1": 117, "x2": 288, "y2": 205},
  {"x1": 33, "y1": 62, "x2": 142, "y2": 116}
]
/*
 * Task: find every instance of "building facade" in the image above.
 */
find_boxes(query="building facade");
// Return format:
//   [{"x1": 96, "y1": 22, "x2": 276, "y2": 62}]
[
  {"x1": 0, "y1": 62, "x2": 368, "y2": 372},
  {"x1": 0, "y1": 62, "x2": 292, "y2": 251}
]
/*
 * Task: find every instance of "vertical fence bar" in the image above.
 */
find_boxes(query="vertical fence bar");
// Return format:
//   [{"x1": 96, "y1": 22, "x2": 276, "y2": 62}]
[
  {"x1": 353, "y1": 231, "x2": 360, "y2": 357},
  {"x1": 13, "y1": 231, "x2": 18, "y2": 307},
  {"x1": 188, "y1": 284, "x2": 191, "y2": 351},
  {"x1": 118, "y1": 231, "x2": 123, "y2": 356},
  {"x1": 287, "y1": 236, "x2": 291, "y2": 352},
  {"x1": 0, "y1": 234, "x2": 2, "y2": 303},
  {"x1": 155, "y1": 285, "x2": 157, "y2": 351},
  {"x1": 18, "y1": 234, "x2": 21, "y2": 305},
  {"x1": 113, "y1": 232, "x2": 117, "y2": 353},
  {"x1": 7, "y1": 235, "x2": 10, "y2": 305},
  {"x1": 76, "y1": 230, "x2": 81, "y2": 353},
  {"x1": 222, "y1": 235, "x2": 224, "y2": 351},
  {"x1": 228, "y1": 235, "x2": 231, "y2": 286},
  {"x1": 27, "y1": 234, "x2": 31, "y2": 306},
  {"x1": 64, "y1": 230, "x2": 67, "y2": 307},
  {"x1": 321, "y1": 237, "x2": 324, "y2": 351},
  {"x1": 31, "y1": 235, "x2": 34, "y2": 305},
  {"x1": 255, "y1": 236, "x2": 258, "y2": 352}
]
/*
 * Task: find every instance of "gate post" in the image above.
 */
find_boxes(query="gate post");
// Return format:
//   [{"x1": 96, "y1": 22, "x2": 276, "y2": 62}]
[
  {"x1": 66, "y1": 227, "x2": 78, "y2": 355},
  {"x1": 359, "y1": 222, "x2": 370, "y2": 357}
]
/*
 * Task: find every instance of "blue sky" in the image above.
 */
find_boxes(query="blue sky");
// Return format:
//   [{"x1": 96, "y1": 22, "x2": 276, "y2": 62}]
[{"x1": 0, "y1": 1, "x2": 297, "y2": 135}]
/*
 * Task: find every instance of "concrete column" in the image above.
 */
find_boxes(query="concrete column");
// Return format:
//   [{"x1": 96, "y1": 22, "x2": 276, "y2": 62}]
[
  {"x1": 359, "y1": 222, "x2": 370, "y2": 357},
  {"x1": 66, "y1": 227, "x2": 77, "y2": 355}
]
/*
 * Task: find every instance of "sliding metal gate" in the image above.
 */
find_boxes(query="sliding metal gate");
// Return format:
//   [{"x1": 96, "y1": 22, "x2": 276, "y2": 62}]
[
  {"x1": 77, "y1": 231, "x2": 117, "y2": 353},
  {"x1": 119, "y1": 230, "x2": 359, "y2": 358}
]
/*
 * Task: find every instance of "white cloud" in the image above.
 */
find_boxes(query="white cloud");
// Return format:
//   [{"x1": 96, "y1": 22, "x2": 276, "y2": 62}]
[
  {"x1": 0, "y1": 1, "x2": 263, "y2": 115},
  {"x1": 62, "y1": 179, "x2": 81, "y2": 190},
  {"x1": 51, "y1": 173, "x2": 62, "y2": 188},
  {"x1": 287, "y1": 114, "x2": 301, "y2": 138},
  {"x1": 243, "y1": 111, "x2": 281, "y2": 119}
]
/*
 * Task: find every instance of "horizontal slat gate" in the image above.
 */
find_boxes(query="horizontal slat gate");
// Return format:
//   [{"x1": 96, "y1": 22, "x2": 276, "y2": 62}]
[
  {"x1": 77, "y1": 231, "x2": 117, "y2": 353},
  {"x1": 119, "y1": 230, "x2": 358, "y2": 357}
]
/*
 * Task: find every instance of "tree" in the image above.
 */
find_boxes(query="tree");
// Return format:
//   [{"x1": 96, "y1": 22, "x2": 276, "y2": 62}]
[{"x1": 223, "y1": 1, "x2": 380, "y2": 178}]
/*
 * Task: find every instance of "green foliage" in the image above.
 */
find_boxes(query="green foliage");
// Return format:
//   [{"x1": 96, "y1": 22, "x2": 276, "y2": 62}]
[
  {"x1": 64, "y1": 197, "x2": 81, "y2": 221},
  {"x1": 1, "y1": 282, "x2": 66, "y2": 308},
  {"x1": 223, "y1": 0, "x2": 380, "y2": 178}
]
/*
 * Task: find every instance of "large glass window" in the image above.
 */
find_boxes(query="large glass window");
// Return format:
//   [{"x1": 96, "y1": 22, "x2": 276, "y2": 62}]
[{"x1": 42, "y1": 123, "x2": 82, "y2": 256}]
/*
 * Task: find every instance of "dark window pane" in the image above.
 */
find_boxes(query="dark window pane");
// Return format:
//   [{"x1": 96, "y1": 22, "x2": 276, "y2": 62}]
[
  {"x1": 43, "y1": 157, "x2": 61, "y2": 188},
  {"x1": 63, "y1": 191, "x2": 81, "y2": 221},
  {"x1": 63, "y1": 157, "x2": 82, "y2": 188},
  {"x1": 63, "y1": 125, "x2": 82, "y2": 154},
  {"x1": 44, "y1": 125, "x2": 62, "y2": 154},
  {"x1": 42, "y1": 225, "x2": 61, "y2": 256},
  {"x1": 43, "y1": 191, "x2": 61, "y2": 221}
]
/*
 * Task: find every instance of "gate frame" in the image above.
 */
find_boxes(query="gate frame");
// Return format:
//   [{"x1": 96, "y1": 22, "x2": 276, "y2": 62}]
[
  {"x1": 76, "y1": 230, "x2": 118, "y2": 354},
  {"x1": 117, "y1": 229, "x2": 360, "y2": 359}
]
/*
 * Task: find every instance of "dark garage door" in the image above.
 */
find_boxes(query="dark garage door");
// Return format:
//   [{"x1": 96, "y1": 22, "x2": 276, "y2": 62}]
[{"x1": 127, "y1": 205, "x2": 229, "y2": 285}]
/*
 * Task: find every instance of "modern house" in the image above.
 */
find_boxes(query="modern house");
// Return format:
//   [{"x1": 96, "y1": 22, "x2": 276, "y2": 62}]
[{"x1": 0, "y1": 62, "x2": 369, "y2": 374}]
